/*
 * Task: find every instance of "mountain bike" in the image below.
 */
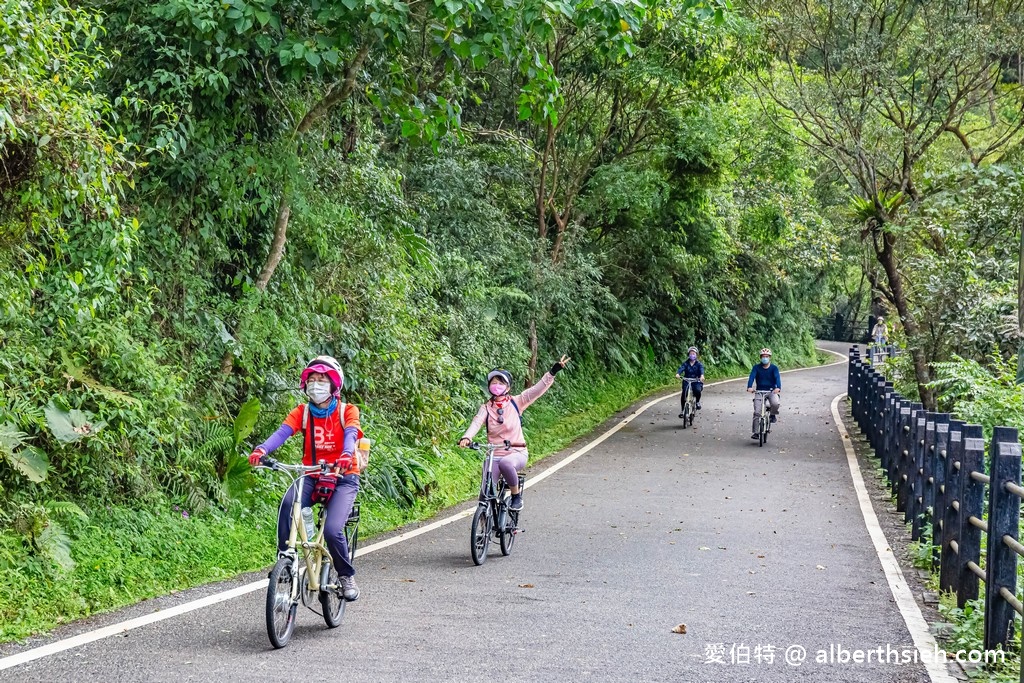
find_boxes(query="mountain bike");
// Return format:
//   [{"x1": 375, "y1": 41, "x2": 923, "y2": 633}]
[
  {"x1": 468, "y1": 441, "x2": 524, "y2": 565},
  {"x1": 257, "y1": 458, "x2": 360, "y2": 649},
  {"x1": 680, "y1": 378, "x2": 699, "y2": 429},
  {"x1": 752, "y1": 390, "x2": 774, "y2": 447}
]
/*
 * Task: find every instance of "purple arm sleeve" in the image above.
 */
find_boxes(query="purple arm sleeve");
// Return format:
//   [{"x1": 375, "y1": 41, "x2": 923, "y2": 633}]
[
  {"x1": 343, "y1": 426, "x2": 358, "y2": 455},
  {"x1": 258, "y1": 424, "x2": 295, "y2": 454}
]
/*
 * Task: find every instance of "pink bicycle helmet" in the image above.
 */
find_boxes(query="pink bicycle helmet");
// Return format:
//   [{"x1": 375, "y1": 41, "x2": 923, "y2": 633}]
[{"x1": 300, "y1": 355, "x2": 344, "y2": 396}]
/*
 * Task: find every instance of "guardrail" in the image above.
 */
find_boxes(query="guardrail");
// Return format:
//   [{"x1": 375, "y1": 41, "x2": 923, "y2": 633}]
[{"x1": 848, "y1": 346, "x2": 1023, "y2": 655}]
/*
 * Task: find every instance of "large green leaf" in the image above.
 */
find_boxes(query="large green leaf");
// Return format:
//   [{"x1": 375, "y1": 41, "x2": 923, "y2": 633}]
[
  {"x1": 8, "y1": 446, "x2": 50, "y2": 483},
  {"x1": 44, "y1": 402, "x2": 107, "y2": 443},
  {"x1": 233, "y1": 398, "x2": 261, "y2": 446},
  {"x1": 38, "y1": 524, "x2": 75, "y2": 572},
  {"x1": 0, "y1": 424, "x2": 49, "y2": 482}
]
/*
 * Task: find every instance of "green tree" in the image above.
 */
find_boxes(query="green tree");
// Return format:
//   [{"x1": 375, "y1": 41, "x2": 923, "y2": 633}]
[{"x1": 747, "y1": 0, "x2": 1024, "y2": 406}]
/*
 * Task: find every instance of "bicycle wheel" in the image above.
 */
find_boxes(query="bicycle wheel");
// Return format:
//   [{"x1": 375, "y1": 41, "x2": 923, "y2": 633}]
[
  {"x1": 470, "y1": 503, "x2": 492, "y2": 565},
  {"x1": 681, "y1": 403, "x2": 689, "y2": 429},
  {"x1": 266, "y1": 556, "x2": 298, "y2": 649},
  {"x1": 319, "y1": 559, "x2": 345, "y2": 628},
  {"x1": 500, "y1": 503, "x2": 518, "y2": 556}
]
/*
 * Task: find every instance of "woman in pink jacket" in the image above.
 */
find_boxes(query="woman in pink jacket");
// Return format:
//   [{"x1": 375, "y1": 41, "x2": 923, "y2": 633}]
[{"x1": 458, "y1": 354, "x2": 571, "y2": 511}]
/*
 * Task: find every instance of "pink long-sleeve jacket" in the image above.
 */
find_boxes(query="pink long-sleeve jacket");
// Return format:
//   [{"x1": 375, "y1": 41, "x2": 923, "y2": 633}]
[{"x1": 461, "y1": 372, "x2": 556, "y2": 455}]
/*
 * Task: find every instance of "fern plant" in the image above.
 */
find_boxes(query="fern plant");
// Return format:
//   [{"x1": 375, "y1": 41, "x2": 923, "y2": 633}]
[
  {"x1": 167, "y1": 399, "x2": 261, "y2": 509},
  {"x1": 6, "y1": 501, "x2": 88, "y2": 572},
  {"x1": 360, "y1": 444, "x2": 435, "y2": 507},
  {"x1": 930, "y1": 353, "x2": 1024, "y2": 438}
]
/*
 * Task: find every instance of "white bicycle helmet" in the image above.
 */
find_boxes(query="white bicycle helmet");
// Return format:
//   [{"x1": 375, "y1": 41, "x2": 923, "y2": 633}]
[
  {"x1": 486, "y1": 368, "x2": 513, "y2": 388},
  {"x1": 759, "y1": 348, "x2": 772, "y2": 357}
]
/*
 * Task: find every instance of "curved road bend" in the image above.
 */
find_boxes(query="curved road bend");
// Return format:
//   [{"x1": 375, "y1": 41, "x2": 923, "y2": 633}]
[{"x1": 1, "y1": 343, "x2": 934, "y2": 682}]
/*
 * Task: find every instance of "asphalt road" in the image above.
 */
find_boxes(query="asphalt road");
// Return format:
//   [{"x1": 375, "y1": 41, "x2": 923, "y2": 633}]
[{"x1": 1, "y1": 344, "x2": 932, "y2": 682}]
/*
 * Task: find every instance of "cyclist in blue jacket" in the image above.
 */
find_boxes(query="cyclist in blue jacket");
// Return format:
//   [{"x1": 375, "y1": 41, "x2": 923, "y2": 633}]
[
  {"x1": 746, "y1": 347, "x2": 781, "y2": 438},
  {"x1": 675, "y1": 346, "x2": 705, "y2": 418}
]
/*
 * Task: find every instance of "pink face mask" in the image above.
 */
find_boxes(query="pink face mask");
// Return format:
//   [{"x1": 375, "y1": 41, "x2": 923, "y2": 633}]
[{"x1": 489, "y1": 381, "x2": 507, "y2": 396}]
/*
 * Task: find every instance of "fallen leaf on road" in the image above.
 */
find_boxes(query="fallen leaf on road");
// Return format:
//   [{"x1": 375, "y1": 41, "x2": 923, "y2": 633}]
[
  {"x1": 816, "y1": 565, "x2": 826, "y2": 570},
  {"x1": 402, "y1": 578, "x2": 416, "y2": 582},
  {"x1": 672, "y1": 624, "x2": 688, "y2": 634},
  {"x1": 518, "y1": 584, "x2": 535, "y2": 588},
  {"x1": 699, "y1": 546, "x2": 711, "y2": 551}
]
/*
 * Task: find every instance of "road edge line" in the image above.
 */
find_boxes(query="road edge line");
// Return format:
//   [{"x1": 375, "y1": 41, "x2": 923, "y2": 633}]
[{"x1": 830, "y1": 393, "x2": 957, "y2": 683}]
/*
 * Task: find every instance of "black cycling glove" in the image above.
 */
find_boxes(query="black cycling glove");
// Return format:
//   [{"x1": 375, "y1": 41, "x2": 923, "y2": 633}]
[{"x1": 550, "y1": 362, "x2": 564, "y2": 375}]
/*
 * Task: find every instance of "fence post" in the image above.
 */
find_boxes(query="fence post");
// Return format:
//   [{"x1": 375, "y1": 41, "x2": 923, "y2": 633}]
[
  {"x1": 907, "y1": 404, "x2": 926, "y2": 533},
  {"x1": 848, "y1": 346, "x2": 857, "y2": 400},
  {"x1": 873, "y1": 376, "x2": 887, "y2": 454},
  {"x1": 896, "y1": 402, "x2": 915, "y2": 512},
  {"x1": 917, "y1": 414, "x2": 937, "y2": 541},
  {"x1": 856, "y1": 361, "x2": 868, "y2": 430},
  {"x1": 983, "y1": 426, "x2": 1022, "y2": 651},
  {"x1": 940, "y1": 420, "x2": 965, "y2": 595},
  {"x1": 958, "y1": 425, "x2": 986, "y2": 607},
  {"x1": 867, "y1": 372, "x2": 879, "y2": 450},
  {"x1": 891, "y1": 398, "x2": 907, "y2": 498},
  {"x1": 881, "y1": 384, "x2": 895, "y2": 473},
  {"x1": 930, "y1": 414, "x2": 951, "y2": 565},
  {"x1": 849, "y1": 359, "x2": 861, "y2": 427}
]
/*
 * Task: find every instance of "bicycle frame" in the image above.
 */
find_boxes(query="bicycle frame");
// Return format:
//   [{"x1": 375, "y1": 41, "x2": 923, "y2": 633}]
[
  {"x1": 260, "y1": 461, "x2": 333, "y2": 593},
  {"x1": 467, "y1": 441, "x2": 524, "y2": 564},
  {"x1": 682, "y1": 378, "x2": 699, "y2": 406},
  {"x1": 753, "y1": 390, "x2": 775, "y2": 417}
]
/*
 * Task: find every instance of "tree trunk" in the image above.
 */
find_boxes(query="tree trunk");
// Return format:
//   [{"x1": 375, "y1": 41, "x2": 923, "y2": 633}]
[
  {"x1": 1017, "y1": 218, "x2": 1024, "y2": 383},
  {"x1": 219, "y1": 44, "x2": 370, "y2": 376},
  {"x1": 875, "y1": 229, "x2": 935, "y2": 408},
  {"x1": 254, "y1": 43, "x2": 370, "y2": 292},
  {"x1": 527, "y1": 319, "x2": 538, "y2": 388}
]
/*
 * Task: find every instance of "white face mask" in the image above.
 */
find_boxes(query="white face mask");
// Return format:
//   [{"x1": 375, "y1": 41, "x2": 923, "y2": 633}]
[{"x1": 306, "y1": 380, "x2": 332, "y2": 404}]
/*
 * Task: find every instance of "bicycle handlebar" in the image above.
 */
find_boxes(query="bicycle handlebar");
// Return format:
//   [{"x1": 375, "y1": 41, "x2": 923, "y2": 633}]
[
  {"x1": 465, "y1": 440, "x2": 525, "y2": 452},
  {"x1": 255, "y1": 458, "x2": 336, "y2": 483}
]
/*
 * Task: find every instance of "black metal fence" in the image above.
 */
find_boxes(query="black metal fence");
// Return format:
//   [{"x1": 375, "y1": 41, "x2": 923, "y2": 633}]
[{"x1": 847, "y1": 346, "x2": 1024, "y2": 656}]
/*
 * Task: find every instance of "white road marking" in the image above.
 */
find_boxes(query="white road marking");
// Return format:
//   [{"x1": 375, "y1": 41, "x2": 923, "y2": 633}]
[
  {"x1": 830, "y1": 393, "x2": 957, "y2": 683},
  {"x1": 0, "y1": 348, "x2": 850, "y2": 670}
]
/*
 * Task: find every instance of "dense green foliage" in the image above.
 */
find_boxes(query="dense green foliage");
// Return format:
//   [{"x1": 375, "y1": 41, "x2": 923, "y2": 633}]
[
  {"x1": 0, "y1": 0, "x2": 886, "y2": 640},
  {"x1": 746, "y1": 0, "x2": 1024, "y2": 407}
]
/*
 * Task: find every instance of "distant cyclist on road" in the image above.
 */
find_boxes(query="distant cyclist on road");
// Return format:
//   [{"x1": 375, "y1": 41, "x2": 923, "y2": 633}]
[
  {"x1": 746, "y1": 348, "x2": 781, "y2": 439},
  {"x1": 458, "y1": 355, "x2": 571, "y2": 511},
  {"x1": 675, "y1": 346, "x2": 705, "y2": 417},
  {"x1": 871, "y1": 317, "x2": 889, "y2": 345}
]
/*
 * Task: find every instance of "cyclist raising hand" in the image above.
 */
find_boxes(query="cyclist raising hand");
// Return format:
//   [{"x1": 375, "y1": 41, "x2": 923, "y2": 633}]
[{"x1": 458, "y1": 355, "x2": 571, "y2": 511}]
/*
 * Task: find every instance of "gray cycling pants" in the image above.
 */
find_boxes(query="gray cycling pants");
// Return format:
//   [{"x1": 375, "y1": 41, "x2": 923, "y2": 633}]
[{"x1": 752, "y1": 393, "x2": 781, "y2": 434}]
